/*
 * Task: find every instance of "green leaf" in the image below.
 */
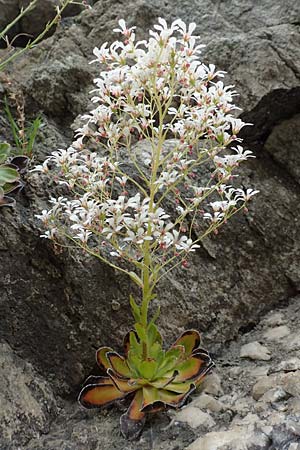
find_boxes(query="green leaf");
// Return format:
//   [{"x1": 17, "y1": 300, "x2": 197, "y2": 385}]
[
  {"x1": 25, "y1": 116, "x2": 42, "y2": 156},
  {"x1": 120, "y1": 390, "x2": 146, "y2": 440},
  {"x1": 96, "y1": 346, "x2": 114, "y2": 371},
  {"x1": 134, "y1": 323, "x2": 147, "y2": 343},
  {"x1": 147, "y1": 323, "x2": 162, "y2": 346},
  {"x1": 129, "y1": 330, "x2": 142, "y2": 352},
  {"x1": 107, "y1": 369, "x2": 138, "y2": 393},
  {"x1": 139, "y1": 360, "x2": 158, "y2": 380},
  {"x1": 0, "y1": 195, "x2": 16, "y2": 207},
  {"x1": 0, "y1": 143, "x2": 10, "y2": 164},
  {"x1": 129, "y1": 295, "x2": 141, "y2": 323},
  {"x1": 148, "y1": 342, "x2": 162, "y2": 360},
  {"x1": 107, "y1": 352, "x2": 131, "y2": 378},
  {"x1": 129, "y1": 271, "x2": 143, "y2": 288},
  {"x1": 172, "y1": 330, "x2": 201, "y2": 356},
  {"x1": 155, "y1": 346, "x2": 185, "y2": 378},
  {"x1": 149, "y1": 305, "x2": 160, "y2": 326},
  {"x1": 2, "y1": 180, "x2": 21, "y2": 194},
  {"x1": 127, "y1": 350, "x2": 142, "y2": 377},
  {"x1": 78, "y1": 381, "x2": 126, "y2": 408},
  {"x1": 0, "y1": 166, "x2": 20, "y2": 185}
]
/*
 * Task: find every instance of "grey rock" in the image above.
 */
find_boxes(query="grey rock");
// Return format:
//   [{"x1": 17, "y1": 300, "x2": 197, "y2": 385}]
[
  {"x1": 263, "y1": 312, "x2": 285, "y2": 328},
  {"x1": 175, "y1": 406, "x2": 216, "y2": 429},
  {"x1": 191, "y1": 393, "x2": 227, "y2": 413},
  {"x1": 199, "y1": 373, "x2": 223, "y2": 396},
  {"x1": 252, "y1": 375, "x2": 278, "y2": 400},
  {"x1": 252, "y1": 371, "x2": 300, "y2": 401},
  {"x1": 0, "y1": 0, "x2": 299, "y2": 448},
  {"x1": 0, "y1": 343, "x2": 58, "y2": 449},
  {"x1": 240, "y1": 341, "x2": 272, "y2": 361},
  {"x1": 276, "y1": 358, "x2": 300, "y2": 373},
  {"x1": 263, "y1": 326, "x2": 291, "y2": 341},
  {"x1": 265, "y1": 114, "x2": 300, "y2": 185},
  {"x1": 286, "y1": 332, "x2": 300, "y2": 352},
  {"x1": 259, "y1": 387, "x2": 290, "y2": 404},
  {"x1": 186, "y1": 425, "x2": 270, "y2": 450}
]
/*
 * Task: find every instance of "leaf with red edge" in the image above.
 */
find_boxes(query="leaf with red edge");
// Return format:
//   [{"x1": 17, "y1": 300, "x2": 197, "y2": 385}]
[
  {"x1": 194, "y1": 359, "x2": 215, "y2": 386},
  {"x1": 152, "y1": 380, "x2": 192, "y2": 394},
  {"x1": 141, "y1": 384, "x2": 195, "y2": 412},
  {"x1": 107, "y1": 351, "x2": 131, "y2": 378},
  {"x1": 123, "y1": 330, "x2": 137, "y2": 355},
  {"x1": 120, "y1": 389, "x2": 146, "y2": 440},
  {"x1": 96, "y1": 346, "x2": 113, "y2": 371},
  {"x1": 174, "y1": 353, "x2": 209, "y2": 382},
  {"x1": 107, "y1": 368, "x2": 139, "y2": 393},
  {"x1": 172, "y1": 329, "x2": 201, "y2": 356},
  {"x1": 83, "y1": 375, "x2": 112, "y2": 387},
  {"x1": 78, "y1": 381, "x2": 126, "y2": 408}
]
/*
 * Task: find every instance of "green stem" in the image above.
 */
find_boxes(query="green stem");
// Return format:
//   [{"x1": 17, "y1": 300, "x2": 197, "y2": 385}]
[{"x1": 0, "y1": 0, "x2": 76, "y2": 71}]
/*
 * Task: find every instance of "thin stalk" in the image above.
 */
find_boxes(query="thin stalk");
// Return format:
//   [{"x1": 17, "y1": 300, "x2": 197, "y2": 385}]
[
  {"x1": 0, "y1": 0, "x2": 38, "y2": 41},
  {"x1": 0, "y1": 0, "x2": 76, "y2": 72}
]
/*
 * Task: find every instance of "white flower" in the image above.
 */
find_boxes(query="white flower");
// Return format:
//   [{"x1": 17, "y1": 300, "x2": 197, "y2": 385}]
[
  {"x1": 31, "y1": 160, "x2": 49, "y2": 173},
  {"x1": 236, "y1": 188, "x2": 259, "y2": 202},
  {"x1": 36, "y1": 17, "x2": 257, "y2": 274},
  {"x1": 40, "y1": 228, "x2": 58, "y2": 240},
  {"x1": 113, "y1": 19, "x2": 136, "y2": 38},
  {"x1": 74, "y1": 230, "x2": 92, "y2": 244}
]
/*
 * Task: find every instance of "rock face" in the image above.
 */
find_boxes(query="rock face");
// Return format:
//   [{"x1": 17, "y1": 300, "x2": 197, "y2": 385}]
[
  {"x1": 0, "y1": 343, "x2": 58, "y2": 449},
  {"x1": 0, "y1": 0, "x2": 300, "y2": 448}
]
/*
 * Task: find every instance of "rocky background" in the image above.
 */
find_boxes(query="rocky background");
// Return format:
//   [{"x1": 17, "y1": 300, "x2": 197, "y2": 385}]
[{"x1": 0, "y1": 0, "x2": 300, "y2": 449}]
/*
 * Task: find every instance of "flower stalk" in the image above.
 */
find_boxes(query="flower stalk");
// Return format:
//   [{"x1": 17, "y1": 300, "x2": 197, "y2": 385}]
[{"x1": 35, "y1": 17, "x2": 259, "y2": 438}]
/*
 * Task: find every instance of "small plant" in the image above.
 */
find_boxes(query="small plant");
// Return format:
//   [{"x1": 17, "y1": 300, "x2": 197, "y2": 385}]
[
  {"x1": 36, "y1": 18, "x2": 258, "y2": 438},
  {"x1": 80, "y1": 329, "x2": 213, "y2": 438},
  {"x1": 0, "y1": 142, "x2": 28, "y2": 206},
  {"x1": 4, "y1": 96, "x2": 42, "y2": 158}
]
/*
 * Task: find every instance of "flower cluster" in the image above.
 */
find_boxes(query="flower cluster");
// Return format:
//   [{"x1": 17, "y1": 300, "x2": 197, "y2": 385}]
[{"x1": 35, "y1": 18, "x2": 258, "y2": 276}]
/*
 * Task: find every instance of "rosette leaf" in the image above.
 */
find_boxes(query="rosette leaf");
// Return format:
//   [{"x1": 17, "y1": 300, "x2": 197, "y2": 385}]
[{"x1": 79, "y1": 328, "x2": 214, "y2": 439}]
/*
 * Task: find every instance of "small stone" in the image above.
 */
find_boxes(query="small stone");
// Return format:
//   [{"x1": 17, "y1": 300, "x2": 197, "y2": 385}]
[
  {"x1": 175, "y1": 406, "x2": 215, "y2": 429},
  {"x1": 277, "y1": 358, "x2": 300, "y2": 372},
  {"x1": 233, "y1": 396, "x2": 256, "y2": 414},
  {"x1": 186, "y1": 425, "x2": 270, "y2": 450},
  {"x1": 286, "y1": 332, "x2": 300, "y2": 351},
  {"x1": 263, "y1": 312, "x2": 284, "y2": 327},
  {"x1": 111, "y1": 300, "x2": 120, "y2": 311},
  {"x1": 240, "y1": 341, "x2": 271, "y2": 361},
  {"x1": 281, "y1": 371, "x2": 300, "y2": 397},
  {"x1": 248, "y1": 366, "x2": 269, "y2": 378},
  {"x1": 259, "y1": 387, "x2": 289, "y2": 403},
  {"x1": 288, "y1": 397, "x2": 300, "y2": 414},
  {"x1": 263, "y1": 325, "x2": 291, "y2": 341},
  {"x1": 199, "y1": 372, "x2": 223, "y2": 396},
  {"x1": 191, "y1": 393, "x2": 226, "y2": 413},
  {"x1": 287, "y1": 444, "x2": 300, "y2": 450},
  {"x1": 252, "y1": 375, "x2": 277, "y2": 400}
]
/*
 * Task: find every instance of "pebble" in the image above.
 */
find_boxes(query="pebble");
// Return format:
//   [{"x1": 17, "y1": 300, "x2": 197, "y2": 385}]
[
  {"x1": 252, "y1": 375, "x2": 277, "y2": 400},
  {"x1": 175, "y1": 406, "x2": 215, "y2": 429},
  {"x1": 259, "y1": 387, "x2": 289, "y2": 403},
  {"x1": 240, "y1": 341, "x2": 271, "y2": 361},
  {"x1": 275, "y1": 358, "x2": 300, "y2": 373},
  {"x1": 281, "y1": 371, "x2": 300, "y2": 397},
  {"x1": 286, "y1": 332, "x2": 300, "y2": 351},
  {"x1": 199, "y1": 372, "x2": 223, "y2": 396},
  {"x1": 263, "y1": 325, "x2": 291, "y2": 341},
  {"x1": 287, "y1": 397, "x2": 300, "y2": 413},
  {"x1": 186, "y1": 425, "x2": 270, "y2": 450},
  {"x1": 191, "y1": 393, "x2": 226, "y2": 413},
  {"x1": 263, "y1": 312, "x2": 284, "y2": 327}
]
